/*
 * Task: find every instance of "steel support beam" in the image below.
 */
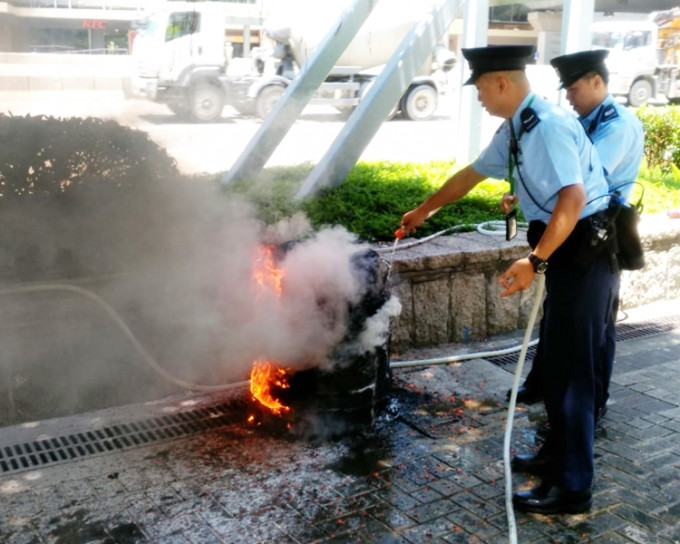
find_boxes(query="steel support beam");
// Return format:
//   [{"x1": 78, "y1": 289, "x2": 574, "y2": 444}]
[
  {"x1": 222, "y1": 0, "x2": 379, "y2": 185},
  {"x1": 295, "y1": 0, "x2": 465, "y2": 200}
]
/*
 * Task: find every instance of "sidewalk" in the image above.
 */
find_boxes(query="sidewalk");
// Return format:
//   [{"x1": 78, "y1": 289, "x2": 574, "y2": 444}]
[{"x1": 1, "y1": 299, "x2": 679, "y2": 543}]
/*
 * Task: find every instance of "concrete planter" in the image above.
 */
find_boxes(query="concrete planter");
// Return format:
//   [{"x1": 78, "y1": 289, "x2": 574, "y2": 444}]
[{"x1": 385, "y1": 215, "x2": 680, "y2": 351}]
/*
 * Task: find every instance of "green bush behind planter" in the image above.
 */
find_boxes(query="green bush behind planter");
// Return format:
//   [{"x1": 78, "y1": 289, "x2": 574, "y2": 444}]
[
  {"x1": 3, "y1": 109, "x2": 680, "y2": 274},
  {"x1": 0, "y1": 114, "x2": 181, "y2": 281}
]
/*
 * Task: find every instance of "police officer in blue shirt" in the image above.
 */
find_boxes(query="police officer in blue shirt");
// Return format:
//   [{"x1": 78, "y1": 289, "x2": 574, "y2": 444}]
[
  {"x1": 400, "y1": 45, "x2": 617, "y2": 515},
  {"x1": 513, "y1": 50, "x2": 644, "y2": 427}
]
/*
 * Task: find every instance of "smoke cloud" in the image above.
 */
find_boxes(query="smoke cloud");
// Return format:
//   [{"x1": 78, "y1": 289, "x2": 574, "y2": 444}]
[{"x1": 0, "y1": 174, "x2": 400, "y2": 423}]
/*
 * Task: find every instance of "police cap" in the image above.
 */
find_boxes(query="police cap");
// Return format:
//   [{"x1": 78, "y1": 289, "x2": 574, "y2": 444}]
[
  {"x1": 461, "y1": 45, "x2": 535, "y2": 85},
  {"x1": 550, "y1": 49, "x2": 609, "y2": 88}
]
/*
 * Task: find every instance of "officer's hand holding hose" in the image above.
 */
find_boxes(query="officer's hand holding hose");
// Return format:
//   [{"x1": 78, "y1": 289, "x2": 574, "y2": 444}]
[
  {"x1": 499, "y1": 184, "x2": 586, "y2": 297},
  {"x1": 501, "y1": 192, "x2": 519, "y2": 214}
]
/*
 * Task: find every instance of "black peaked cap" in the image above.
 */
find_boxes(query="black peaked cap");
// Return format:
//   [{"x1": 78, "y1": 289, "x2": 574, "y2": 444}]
[
  {"x1": 461, "y1": 45, "x2": 535, "y2": 85},
  {"x1": 550, "y1": 49, "x2": 609, "y2": 88}
]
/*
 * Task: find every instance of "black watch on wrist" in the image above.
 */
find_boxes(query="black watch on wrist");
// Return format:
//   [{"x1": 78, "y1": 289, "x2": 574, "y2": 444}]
[{"x1": 528, "y1": 252, "x2": 548, "y2": 274}]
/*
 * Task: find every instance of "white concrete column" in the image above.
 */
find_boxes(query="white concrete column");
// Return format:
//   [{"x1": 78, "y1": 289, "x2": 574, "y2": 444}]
[
  {"x1": 561, "y1": 0, "x2": 595, "y2": 54},
  {"x1": 243, "y1": 24, "x2": 251, "y2": 57},
  {"x1": 456, "y1": 0, "x2": 488, "y2": 162}
]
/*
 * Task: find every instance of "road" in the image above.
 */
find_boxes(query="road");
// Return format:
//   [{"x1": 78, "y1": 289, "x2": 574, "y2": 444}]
[
  {"x1": 2, "y1": 65, "x2": 657, "y2": 178},
  {"x1": 0, "y1": 89, "x2": 501, "y2": 176}
]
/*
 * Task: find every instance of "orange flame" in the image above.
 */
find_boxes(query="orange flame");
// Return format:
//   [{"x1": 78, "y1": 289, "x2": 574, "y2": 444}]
[
  {"x1": 250, "y1": 359, "x2": 290, "y2": 415},
  {"x1": 249, "y1": 247, "x2": 291, "y2": 416},
  {"x1": 251, "y1": 245, "x2": 284, "y2": 297}
]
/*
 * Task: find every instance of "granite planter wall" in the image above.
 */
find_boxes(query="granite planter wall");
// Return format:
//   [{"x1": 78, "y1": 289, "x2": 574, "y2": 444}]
[{"x1": 385, "y1": 215, "x2": 680, "y2": 352}]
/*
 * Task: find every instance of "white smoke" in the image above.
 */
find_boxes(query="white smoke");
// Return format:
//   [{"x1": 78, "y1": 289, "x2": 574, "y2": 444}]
[
  {"x1": 1, "y1": 175, "x2": 401, "y2": 419},
  {"x1": 354, "y1": 295, "x2": 402, "y2": 356},
  {"x1": 227, "y1": 225, "x2": 376, "y2": 372}
]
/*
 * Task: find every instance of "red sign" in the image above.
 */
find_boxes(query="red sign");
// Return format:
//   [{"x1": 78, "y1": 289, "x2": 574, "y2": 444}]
[{"x1": 82, "y1": 20, "x2": 106, "y2": 30}]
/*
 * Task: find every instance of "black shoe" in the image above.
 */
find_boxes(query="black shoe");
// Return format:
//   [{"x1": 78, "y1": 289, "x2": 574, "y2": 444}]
[
  {"x1": 511, "y1": 447, "x2": 554, "y2": 475},
  {"x1": 513, "y1": 481, "x2": 592, "y2": 515},
  {"x1": 535, "y1": 421, "x2": 551, "y2": 442},
  {"x1": 506, "y1": 385, "x2": 542, "y2": 404},
  {"x1": 595, "y1": 405, "x2": 608, "y2": 429}
]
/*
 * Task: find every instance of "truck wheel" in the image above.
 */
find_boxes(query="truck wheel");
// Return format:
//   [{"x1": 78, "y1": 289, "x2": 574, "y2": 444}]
[
  {"x1": 357, "y1": 80, "x2": 398, "y2": 120},
  {"x1": 167, "y1": 101, "x2": 190, "y2": 119},
  {"x1": 628, "y1": 79, "x2": 652, "y2": 107},
  {"x1": 231, "y1": 101, "x2": 256, "y2": 116},
  {"x1": 402, "y1": 84, "x2": 438, "y2": 121},
  {"x1": 256, "y1": 85, "x2": 285, "y2": 119},
  {"x1": 190, "y1": 83, "x2": 225, "y2": 122}
]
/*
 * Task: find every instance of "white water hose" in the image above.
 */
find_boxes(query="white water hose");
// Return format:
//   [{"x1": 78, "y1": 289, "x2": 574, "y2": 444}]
[
  {"x1": 503, "y1": 273, "x2": 545, "y2": 544},
  {"x1": 4, "y1": 264, "x2": 544, "y2": 542},
  {"x1": 0, "y1": 283, "x2": 250, "y2": 392},
  {"x1": 382, "y1": 225, "x2": 544, "y2": 544}
]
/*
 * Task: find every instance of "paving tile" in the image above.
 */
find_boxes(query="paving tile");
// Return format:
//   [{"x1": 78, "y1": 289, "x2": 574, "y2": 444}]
[
  {"x1": 407, "y1": 498, "x2": 458, "y2": 524},
  {"x1": 399, "y1": 515, "x2": 459, "y2": 543},
  {"x1": 619, "y1": 524, "x2": 668, "y2": 544},
  {"x1": 367, "y1": 501, "x2": 417, "y2": 532},
  {"x1": 0, "y1": 305, "x2": 679, "y2": 544},
  {"x1": 653, "y1": 500, "x2": 680, "y2": 524}
]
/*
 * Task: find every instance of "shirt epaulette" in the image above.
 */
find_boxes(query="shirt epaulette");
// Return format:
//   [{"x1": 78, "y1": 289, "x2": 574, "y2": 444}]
[
  {"x1": 520, "y1": 107, "x2": 540, "y2": 134},
  {"x1": 601, "y1": 103, "x2": 619, "y2": 124}
]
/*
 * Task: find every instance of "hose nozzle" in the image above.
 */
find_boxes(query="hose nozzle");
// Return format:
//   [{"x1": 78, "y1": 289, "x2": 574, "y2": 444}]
[{"x1": 394, "y1": 227, "x2": 406, "y2": 240}]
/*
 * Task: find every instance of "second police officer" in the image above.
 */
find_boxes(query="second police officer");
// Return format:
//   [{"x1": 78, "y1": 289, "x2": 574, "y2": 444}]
[{"x1": 509, "y1": 50, "x2": 644, "y2": 437}]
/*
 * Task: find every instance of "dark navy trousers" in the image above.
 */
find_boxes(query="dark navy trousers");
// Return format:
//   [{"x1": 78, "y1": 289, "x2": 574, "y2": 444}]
[
  {"x1": 524, "y1": 269, "x2": 619, "y2": 420},
  {"x1": 540, "y1": 250, "x2": 617, "y2": 492},
  {"x1": 597, "y1": 276, "x2": 620, "y2": 415}
]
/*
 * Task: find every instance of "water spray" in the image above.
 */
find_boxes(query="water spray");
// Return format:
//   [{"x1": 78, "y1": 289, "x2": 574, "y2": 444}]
[{"x1": 386, "y1": 227, "x2": 406, "y2": 283}]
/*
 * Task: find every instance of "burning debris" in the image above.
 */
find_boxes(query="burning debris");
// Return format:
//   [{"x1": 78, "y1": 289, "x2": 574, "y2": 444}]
[
  {"x1": 249, "y1": 359, "x2": 291, "y2": 416},
  {"x1": 244, "y1": 227, "x2": 401, "y2": 437}
]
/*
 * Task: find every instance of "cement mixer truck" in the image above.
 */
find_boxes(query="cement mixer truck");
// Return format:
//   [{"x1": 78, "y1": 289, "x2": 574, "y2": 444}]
[{"x1": 128, "y1": 1, "x2": 456, "y2": 122}]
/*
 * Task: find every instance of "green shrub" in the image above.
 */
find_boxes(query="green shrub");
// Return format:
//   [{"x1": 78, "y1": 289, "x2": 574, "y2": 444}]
[
  {"x1": 223, "y1": 160, "x2": 510, "y2": 242},
  {"x1": 0, "y1": 114, "x2": 178, "y2": 202},
  {"x1": 635, "y1": 105, "x2": 680, "y2": 172},
  {"x1": 0, "y1": 115, "x2": 183, "y2": 281},
  {"x1": 637, "y1": 164, "x2": 680, "y2": 213}
]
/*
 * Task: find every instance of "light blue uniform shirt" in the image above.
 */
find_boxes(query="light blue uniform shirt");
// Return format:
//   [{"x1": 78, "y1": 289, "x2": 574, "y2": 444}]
[
  {"x1": 473, "y1": 93, "x2": 610, "y2": 224},
  {"x1": 579, "y1": 94, "x2": 644, "y2": 202}
]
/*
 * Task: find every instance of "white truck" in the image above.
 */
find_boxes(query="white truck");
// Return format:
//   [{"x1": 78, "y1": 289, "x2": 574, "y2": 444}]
[
  {"x1": 128, "y1": 1, "x2": 455, "y2": 122},
  {"x1": 591, "y1": 9, "x2": 680, "y2": 107}
]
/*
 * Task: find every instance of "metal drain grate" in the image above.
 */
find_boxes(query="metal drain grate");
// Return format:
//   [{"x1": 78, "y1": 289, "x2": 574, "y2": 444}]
[
  {"x1": 487, "y1": 314, "x2": 680, "y2": 368},
  {"x1": 0, "y1": 401, "x2": 247, "y2": 476},
  {"x1": 487, "y1": 344, "x2": 538, "y2": 368}
]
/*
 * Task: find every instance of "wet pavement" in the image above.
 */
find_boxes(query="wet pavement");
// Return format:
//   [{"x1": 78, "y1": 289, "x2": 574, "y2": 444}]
[{"x1": 1, "y1": 298, "x2": 680, "y2": 544}]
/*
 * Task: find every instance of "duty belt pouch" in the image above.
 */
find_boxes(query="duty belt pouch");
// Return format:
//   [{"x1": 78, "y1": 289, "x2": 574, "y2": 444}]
[
  {"x1": 527, "y1": 212, "x2": 615, "y2": 270},
  {"x1": 576, "y1": 209, "x2": 618, "y2": 269},
  {"x1": 615, "y1": 203, "x2": 645, "y2": 270}
]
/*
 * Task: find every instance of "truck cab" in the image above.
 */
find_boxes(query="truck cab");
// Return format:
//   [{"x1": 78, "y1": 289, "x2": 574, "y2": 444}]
[
  {"x1": 592, "y1": 20, "x2": 659, "y2": 106},
  {"x1": 130, "y1": 2, "x2": 262, "y2": 122}
]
